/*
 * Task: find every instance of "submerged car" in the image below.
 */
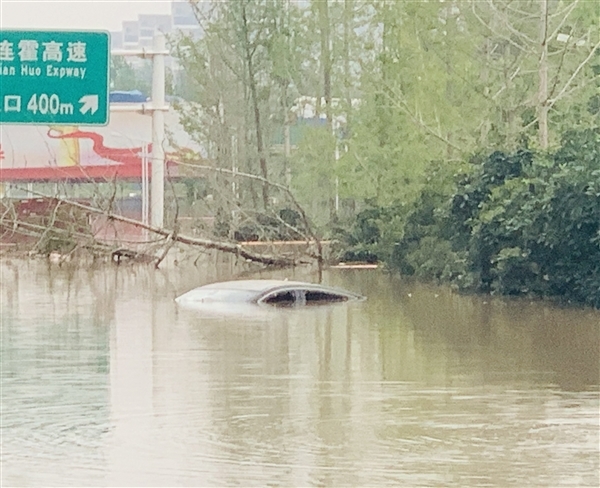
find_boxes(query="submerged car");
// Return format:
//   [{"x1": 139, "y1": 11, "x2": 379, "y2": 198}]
[{"x1": 175, "y1": 279, "x2": 365, "y2": 309}]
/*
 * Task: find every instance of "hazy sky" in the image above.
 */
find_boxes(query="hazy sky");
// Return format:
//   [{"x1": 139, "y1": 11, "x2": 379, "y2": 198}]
[{"x1": 1, "y1": 0, "x2": 173, "y2": 32}]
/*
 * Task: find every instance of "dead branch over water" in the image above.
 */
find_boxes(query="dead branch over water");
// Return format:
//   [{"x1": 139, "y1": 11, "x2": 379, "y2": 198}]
[
  {"x1": 1, "y1": 188, "x2": 317, "y2": 269},
  {"x1": 175, "y1": 160, "x2": 324, "y2": 269}
]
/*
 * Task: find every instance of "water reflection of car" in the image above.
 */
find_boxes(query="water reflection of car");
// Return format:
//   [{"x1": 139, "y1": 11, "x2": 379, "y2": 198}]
[{"x1": 175, "y1": 279, "x2": 365, "y2": 311}]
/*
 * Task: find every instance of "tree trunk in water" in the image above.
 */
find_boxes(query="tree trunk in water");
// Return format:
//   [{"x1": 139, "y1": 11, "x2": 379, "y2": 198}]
[
  {"x1": 318, "y1": 0, "x2": 332, "y2": 131},
  {"x1": 317, "y1": 0, "x2": 335, "y2": 219},
  {"x1": 283, "y1": 82, "x2": 292, "y2": 187},
  {"x1": 343, "y1": 0, "x2": 353, "y2": 123},
  {"x1": 538, "y1": 0, "x2": 549, "y2": 149},
  {"x1": 241, "y1": 1, "x2": 269, "y2": 209}
]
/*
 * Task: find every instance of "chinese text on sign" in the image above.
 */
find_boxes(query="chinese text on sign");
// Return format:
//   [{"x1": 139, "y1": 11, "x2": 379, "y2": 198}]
[{"x1": 0, "y1": 30, "x2": 109, "y2": 125}]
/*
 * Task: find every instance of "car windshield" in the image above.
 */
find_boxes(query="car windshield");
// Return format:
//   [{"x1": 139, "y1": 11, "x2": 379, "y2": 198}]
[{"x1": 261, "y1": 289, "x2": 351, "y2": 306}]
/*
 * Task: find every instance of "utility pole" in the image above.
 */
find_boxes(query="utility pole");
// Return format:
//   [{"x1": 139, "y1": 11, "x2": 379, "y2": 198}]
[{"x1": 111, "y1": 32, "x2": 168, "y2": 228}]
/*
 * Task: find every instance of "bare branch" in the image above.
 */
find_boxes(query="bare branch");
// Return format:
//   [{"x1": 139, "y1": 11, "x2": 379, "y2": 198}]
[
  {"x1": 471, "y1": 2, "x2": 530, "y2": 54},
  {"x1": 549, "y1": 76, "x2": 597, "y2": 105},
  {"x1": 11, "y1": 188, "x2": 307, "y2": 268},
  {"x1": 547, "y1": 29, "x2": 572, "y2": 101},
  {"x1": 154, "y1": 231, "x2": 177, "y2": 269},
  {"x1": 549, "y1": 39, "x2": 600, "y2": 108},
  {"x1": 3, "y1": 213, "x2": 113, "y2": 254},
  {"x1": 504, "y1": 2, "x2": 539, "y2": 19},
  {"x1": 379, "y1": 84, "x2": 463, "y2": 153},
  {"x1": 176, "y1": 159, "x2": 324, "y2": 267},
  {"x1": 492, "y1": 64, "x2": 522, "y2": 100},
  {"x1": 549, "y1": 0, "x2": 579, "y2": 41},
  {"x1": 486, "y1": 0, "x2": 537, "y2": 47},
  {"x1": 33, "y1": 200, "x2": 62, "y2": 254}
]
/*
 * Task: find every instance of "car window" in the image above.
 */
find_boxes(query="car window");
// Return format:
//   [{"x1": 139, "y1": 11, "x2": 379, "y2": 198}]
[
  {"x1": 261, "y1": 289, "x2": 350, "y2": 306},
  {"x1": 304, "y1": 290, "x2": 348, "y2": 303},
  {"x1": 263, "y1": 291, "x2": 298, "y2": 306}
]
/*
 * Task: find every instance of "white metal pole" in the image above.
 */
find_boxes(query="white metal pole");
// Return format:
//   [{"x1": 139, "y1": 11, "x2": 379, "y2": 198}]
[
  {"x1": 335, "y1": 144, "x2": 340, "y2": 213},
  {"x1": 151, "y1": 32, "x2": 166, "y2": 228},
  {"x1": 333, "y1": 119, "x2": 340, "y2": 213},
  {"x1": 142, "y1": 145, "x2": 146, "y2": 224},
  {"x1": 141, "y1": 144, "x2": 148, "y2": 225}
]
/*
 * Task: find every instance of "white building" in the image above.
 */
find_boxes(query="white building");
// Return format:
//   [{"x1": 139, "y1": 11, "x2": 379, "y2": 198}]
[{"x1": 111, "y1": 1, "x2": 203, "y2": 52}]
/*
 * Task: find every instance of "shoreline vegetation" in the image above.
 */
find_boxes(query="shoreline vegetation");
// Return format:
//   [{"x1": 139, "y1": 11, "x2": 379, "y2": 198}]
[{"x1": 339, "y1": 127, "x2": 600, "y2": 309}]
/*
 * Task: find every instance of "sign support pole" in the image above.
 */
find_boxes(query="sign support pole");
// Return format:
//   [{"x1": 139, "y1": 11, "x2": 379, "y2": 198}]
[
  {"x1": 141, "y1": 144, "x2": 149, "y2": 226},
  {"x1": 111, "y1": 32, "x2": 169, "y2": 229}
]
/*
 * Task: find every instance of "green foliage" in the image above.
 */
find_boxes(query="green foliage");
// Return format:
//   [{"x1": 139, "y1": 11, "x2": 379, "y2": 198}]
[
  {"x1": 385, "y1": 127, "x2": 600, "y2": 307},
  {"x1": 110, "y1": 57, "x2": 151, "y2": 95},
  {"x1": 342, "y1": 127, "x2": 600, "y2": 306},
  {"x1": 181, "y1": 177, "x2": 208, "y2": 206},
  {"x1": 336, "y1": 205, "x2": 399, "y2": 263},
  {"x1": 291, "y1": 127, "x2": 336, "y2": 202}
]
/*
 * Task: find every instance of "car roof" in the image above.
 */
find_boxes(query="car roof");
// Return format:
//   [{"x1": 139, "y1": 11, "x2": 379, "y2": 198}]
[
  {"x1": 176, "y1": 279, "x2": 365, "y2": 309},
  {"x1": 189, "y1": 279, "x2": 365, "y2": 300},
  {"x1": 199, "y1": 279, "x2": 326, "y2": 293}
]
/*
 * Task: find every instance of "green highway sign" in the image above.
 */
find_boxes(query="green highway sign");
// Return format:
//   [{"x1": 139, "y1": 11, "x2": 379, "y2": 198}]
[{"x1": 0, "y1": 30, "x2": 109, "y2": 125}]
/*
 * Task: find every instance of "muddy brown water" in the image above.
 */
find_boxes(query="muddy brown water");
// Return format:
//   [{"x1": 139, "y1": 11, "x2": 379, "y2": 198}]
[{"x1": 1, "y1": 257, "x2": 598, "y2": 487}]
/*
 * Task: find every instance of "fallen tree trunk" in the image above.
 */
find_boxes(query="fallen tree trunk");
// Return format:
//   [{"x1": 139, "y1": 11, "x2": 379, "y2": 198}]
[{"x1": 3, "y1": 192, "x2": 310, "y2": 268}]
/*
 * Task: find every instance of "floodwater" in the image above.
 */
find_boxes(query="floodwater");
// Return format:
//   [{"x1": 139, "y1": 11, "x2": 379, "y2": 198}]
[{"x1": 1, "y1": 257, "x2": 599, "y2": 487}]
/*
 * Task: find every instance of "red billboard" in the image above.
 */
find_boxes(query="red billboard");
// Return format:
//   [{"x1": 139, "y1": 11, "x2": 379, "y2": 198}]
[{"x1": 0, "y1": 110, "x2": 190, "y2": 182}]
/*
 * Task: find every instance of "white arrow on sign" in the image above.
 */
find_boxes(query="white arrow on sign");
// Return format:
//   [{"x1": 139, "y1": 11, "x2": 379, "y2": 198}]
[{"x1": 79, "y1": 95, "x2": 99, "y2": 115}]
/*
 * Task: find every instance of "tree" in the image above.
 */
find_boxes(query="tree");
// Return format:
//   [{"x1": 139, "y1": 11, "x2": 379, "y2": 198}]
[
  {"x1": 169, "y1": 0, "x2": 598, "y2": 256},
  {"x1": 469, "y1": 0, "x2": 600, "y2": 149},
  {"x1": 110, "y1": 56, "x2": 152, "y2": 95}
]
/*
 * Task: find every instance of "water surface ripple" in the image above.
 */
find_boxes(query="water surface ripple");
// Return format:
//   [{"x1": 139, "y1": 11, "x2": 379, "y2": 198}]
[{"x1": 1, "y1": 259, "x2": 598, "y2": 486}]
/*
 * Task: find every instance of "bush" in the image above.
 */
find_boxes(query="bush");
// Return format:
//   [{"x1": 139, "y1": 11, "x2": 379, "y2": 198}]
[
  {"x1": 335, "y1": 202, "x2": 409, "y2": 264},
  {"x1": 379, "y1": 127, "x2": 600, "y2": 307}
]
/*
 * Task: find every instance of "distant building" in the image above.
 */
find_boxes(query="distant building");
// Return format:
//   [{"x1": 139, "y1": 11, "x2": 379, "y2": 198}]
[
  {"x1": 111, "y1": 1, "x2": 203, "y2": 52},
  {"x1": 172, "y1": 0, "x2": 203, "y2": 38},
  {"x1": 110, "y1": 31, "x2": 124, "y2": 50},
  {"x1": 122, "y1": 21, "x2": 140, "y2": 49},
  {"x1": 138, "y1": 14, "x2": 173, "y2": 48},
  {"x1": 109, "y1": 1, "x2": 203, "y2": 74}
]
